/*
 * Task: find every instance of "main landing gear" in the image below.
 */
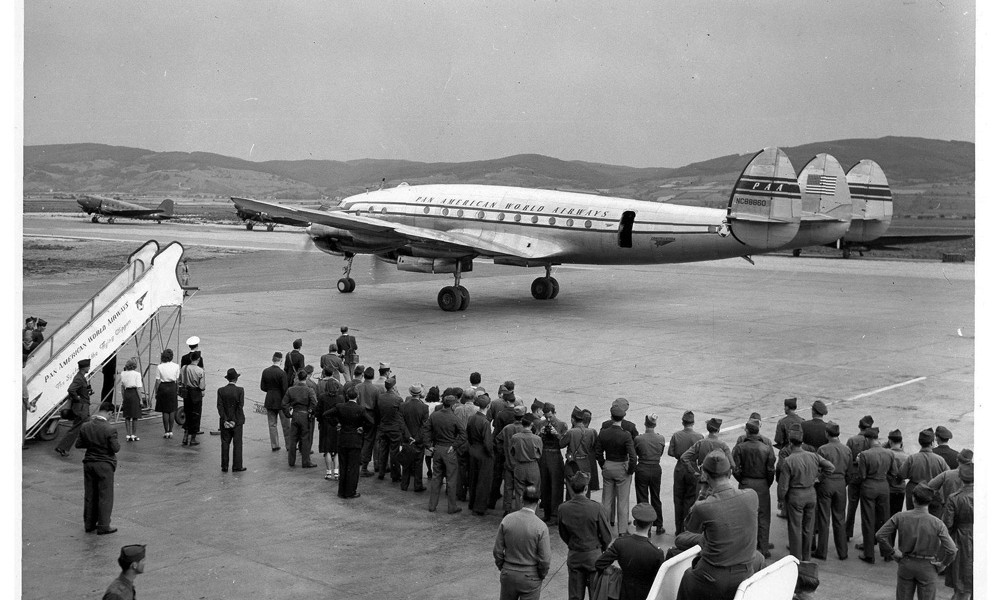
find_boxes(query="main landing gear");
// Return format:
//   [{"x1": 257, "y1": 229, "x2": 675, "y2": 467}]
[
  {"x1": 530, "y1": 265, "x2": 560, "y2": 300},
  {"x1": 438, "y1": 263, "x2": 470, "y2": 311},
  {"x1": 91, "y1": 215, "x2": 100, "y2": 223},
  {"x1": 337, "y1": 254, "x2": 356, "y2": 293},
  {"x1": 266, "y1": 223, "x2": 275, "y2": 232},
  {"x1": 245, "y1": 222, "x2": 254, "y2": 230}
]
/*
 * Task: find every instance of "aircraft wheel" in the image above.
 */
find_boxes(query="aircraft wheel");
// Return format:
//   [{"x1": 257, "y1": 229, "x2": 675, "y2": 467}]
[
  {"x1": 842, "y1": 248, "x2": 851, "y2": 259},
  {"x1": 91, "y1": 216, "x2": 99, "y2": 223},
  {"x1": 347, "y1": 278, "x2": 356, "y2": 293},
  {"x1": 438, "y1": 286, "x2": 461, "y2": 311},
  {"x1": 457, "y1": 286, "x2": 470, "y2": 311},
  {"x1": 174, "y1": 407, "x2": 186, "y2": 426},
  {"x1": 531, "y1": 277, "x2": 553, "y2": 300},
  {"x1": 546, "y1": 277, "x2": 560, "y2": 299},
  {"x1": 266, "y1": 224, "x2": 275, "y2": 232},
  {"x1": 792, "y1": 249, "x2": 801, "y2": 257},
  {"x1": 245, "y1": 223, "x2": 254, "y2": 231},
  {"x1": 108, "y1": 218, "x2": 116, "y2": 224},
  {"x1": 337, "y1": 278, "x2": 355, "y2": 294},
  {"x1": 36, "y1": 418, "x2": 60, "y2": 441}
]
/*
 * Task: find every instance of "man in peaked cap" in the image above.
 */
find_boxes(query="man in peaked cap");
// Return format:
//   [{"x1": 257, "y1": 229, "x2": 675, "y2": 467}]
[
  {"x1": 601, "y1": 397, "x2": 639, "y2": 439},
  {"x1": 943, "y1": 463, "x2": 973, "y2": 600},
  {"x1": 801, "y1": 400, "x2": 829, "y2": 449},
  {"x1": 667, "y1": 410, "x2": 703, "y2": 535},
  {"x1": 467, "y1": 393, "x2": 494, "y2": 514},
  {"x1": 932, "y1": 425, "x2": 959, "y2": 469},
  {"x1": 926, "y1": 449, "x2": 973, "y2": 522},
  {"x1": 845, "y1": 414, "x2": 876, "y2": 539},
  {"x1": 778, "y1": 422, "x2": 834, "y2": 561},
  {"x1": 103, "y1": 544, "x2": 146, "y2": 600},
  {"x1": 675, "y1": 450, "x2": 763, "y2": 600},
  {"x1": 181, "y1": 335, "x2": 203, "y2": 369},
  {"x1": 773, "y1": 397, "x2": 804, "y2": 518},
  {"x1": 558, "y1": 470, "x2": 613, "y2": 600},
  {"x1": 597, "y1": 402, "x2": 637, "y2": 535},
  {"x1": 680, "y1": 417, "x2": 734, "y2": 503},
  {"x1": 596, "y1": 503, "x2": 665, "y2": 600},
  {"x1": 856, "y1": 426, "x2": 898, "y2": 562},
  {"x1": 356, "y1": 366, "x2": 381, "y2": 476},
  {"x1": 563, "y1": 406, "x2": 599, "y2": 500},
  {"x1": 885, "y1": 429, "x2": 907, "y2": 517},
  {"x1": 55, "y1": 358, "x2": 94, "y2": 457},
  {"x1": 634, "y1": 414, "x2": 667, "y2": 535},
  {"x1": 732, "y1": 416, "x2": 775, "y2": 557},
  {"x1": 815, "y1": 421, "x2": 852, "y2": 560},
  {"x1": 900, "y1": 428, "x2": 949, "y2": 516}
]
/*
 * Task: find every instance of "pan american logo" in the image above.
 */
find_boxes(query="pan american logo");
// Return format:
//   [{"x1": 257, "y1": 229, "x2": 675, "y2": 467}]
[{"x1": 136, "y1": 292, "x2": 148, "y2": 311}]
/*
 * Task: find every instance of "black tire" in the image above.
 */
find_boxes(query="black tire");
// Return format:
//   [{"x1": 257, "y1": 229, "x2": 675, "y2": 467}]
[
  {"x1": 337, "y1": 278, "x2": 353, "y2": 293},
  {"x1": 266, "y1": 224, "x2": 275, "y2": 232},
  {"x1": 546, "y1": 277, "x2": 559, "y2": 299},
  {"x1": 438, "y1": 286, "x2": 460, "y2": 311},
  {"x1": 347, "y1": 278, "x2": 356, "y2": 293},
  {"x1": 792, "y1": 249, "x2": 801, "y2": 257},
  {"x1": 457, "y1": 286, "x2": 470, "y2": 311},
  {"x1": 174, "y1": 407, "x2": 186, "y2": 426},
  {"x1": 245, "y1": 223, "x2": 254, "y2": 230},
  {"x1": 842, "y1": 248, "x2": 851, "y2": 259},
  {"x1": 531, "y1": 277, "x2": 553, "y2": 300},
  {"x1": 36, "y1": 418, "x2": 59, "y2": 441},
  {"x1": 91, "y1": 216, "x2": 99, "y2": 223}
]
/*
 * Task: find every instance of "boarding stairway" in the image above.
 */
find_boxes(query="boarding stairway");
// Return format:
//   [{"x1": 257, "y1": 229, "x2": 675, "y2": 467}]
[{"x1": 23, "y1": 240, "x2": 189, "y2": 440}]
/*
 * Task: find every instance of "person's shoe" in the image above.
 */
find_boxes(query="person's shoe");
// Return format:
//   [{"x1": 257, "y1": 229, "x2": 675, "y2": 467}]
[
  {"x1": 360, "y1": 469, "x2": 374, "y2": 477},
  {"x1": 473, "y1": 510, "x2": 486, "y2": 516},
  {"x1": 302, "y1": 463, "x2": 318, "y2": 469},
  {"x1": 884, "y1": 555, "x2": 895, "y2": 562},
  {"x1": 762, "y1": 551, "x2": 772, "y2": 559},
  {"x1": 854, "y1": 543, "x2": 865, "y2": 551},
  {"x1": 414, "y1": 486, "x2": 426, "y2": 493},
  {"x1": 400, "y1": 484, "x2": 409, "y2": 491},
  {"x1": 377, "y1": 474, "x2": 385, "y2": 480},
  {"x1": 167, "y1": 432, "x2": 173, "y2": 438},
  {"x1": 126, "y1": 436, "x2": 132, "y2": 442},
  {"x1": 96, "y1": 528, "x2": 118, "y2": 535},
  {"x1": 221, "y1": 468, "x2": 229, "y2": 473},
  {"x1": 333, "y1": 471, "x2": 339, "y2": 480},
  {"x1": 182, "y1": 438, "x2": 189, "y2": 446},
  {"x1": 777, "y1": 511, "x2": 788, "y2": 519},
  {"x1": 858, "y1": 554, "x2": 875, "y2": 564},
  {"x1": 349, "y1": 492, "x2": 360, "y2": 498},
  {"x1": 656, "y1": 527, "x2": 666, "y2": 535},
  {"x1": 447, "y1": 507, "x2": 463, "y2": 515},
  {"x1": 813, "y1": 554, "x2": 827, "y2": 561},
  {"x1": 325, "y1": 471, "x2": 334, "y2": 481},
  {"x1": 164, "y1": 433, "x2": 170, "y2": 439},
  {"x1": 838, "y1": 555, "x2": 849, "y2": 561},
  {"x1": 85, "y1": 526, "x2": 96, "y2": 533},
  {"x1": 428, "y1": 507, "x2": 437, "y2": 512},
  {"x1": 133, "y1": 436, "x2": 140, "y2": 441},
  {"x1": 272, "y1": 447, "x2": 281, "y2": 452},
  {"x1": 189, "y1": 440, "x2": 200, "y2": 446},
  {"x1": 233, "y1": 467, "x2": 247, "y2": 472},
  {"x1": 55, "y1": 448, "x2": 68, "y2": 457}
]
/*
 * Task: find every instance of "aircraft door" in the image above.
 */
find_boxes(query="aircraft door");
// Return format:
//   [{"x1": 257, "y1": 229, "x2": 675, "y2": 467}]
[{"x1": 618, "y1": 211, "x2": 635, "y2": 248}]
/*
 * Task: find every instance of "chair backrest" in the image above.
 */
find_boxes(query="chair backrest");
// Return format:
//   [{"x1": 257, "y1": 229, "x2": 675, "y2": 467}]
[
  {"x1": 733, "y1": 555, "x2": 800, "y2": 600},
  {"x1": 645, "y1": 545, "x2": 701, "y2": 600}
]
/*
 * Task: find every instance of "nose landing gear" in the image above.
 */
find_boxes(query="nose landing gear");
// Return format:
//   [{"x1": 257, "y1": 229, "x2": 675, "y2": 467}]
[{"x1": 337, "y1": 254, "x2": 356, "y2": 293}]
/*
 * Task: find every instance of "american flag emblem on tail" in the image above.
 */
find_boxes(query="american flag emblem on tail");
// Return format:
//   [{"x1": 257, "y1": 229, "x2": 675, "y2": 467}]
[{"x1": 805, "y1": 174, "x2": 838, "y2": 195}]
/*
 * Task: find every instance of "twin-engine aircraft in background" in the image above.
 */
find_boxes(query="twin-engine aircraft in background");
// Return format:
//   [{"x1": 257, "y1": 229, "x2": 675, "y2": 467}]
[
  {"x1": 77, "y1": 195, "x2": 174, "y2": 224},
  {"x1": 232, "y1": 196, "x2": 310, "y2": 231}
]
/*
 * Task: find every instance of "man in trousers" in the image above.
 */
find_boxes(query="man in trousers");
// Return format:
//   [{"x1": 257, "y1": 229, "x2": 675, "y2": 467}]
[{"x1": 217, "y1": 368, "x2": 246, "y2": 472}]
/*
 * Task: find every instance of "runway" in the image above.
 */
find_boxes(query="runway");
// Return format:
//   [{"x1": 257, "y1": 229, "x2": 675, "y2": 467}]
[{"x1": 21, "y1": 215, "x2": 974, "y2": 599}]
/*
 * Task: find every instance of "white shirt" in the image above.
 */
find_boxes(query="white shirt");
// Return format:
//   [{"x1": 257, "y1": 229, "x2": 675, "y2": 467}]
[
  {"x1": 156, "y1": 361, "x2": 181, "y2": 382},
  {"x1": 120, "y1": 370, "x2": 143, "y2": 389}
]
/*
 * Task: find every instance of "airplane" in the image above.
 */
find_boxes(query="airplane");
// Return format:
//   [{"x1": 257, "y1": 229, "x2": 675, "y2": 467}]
[
  {"x1": 778, "y1": 153, "x2": 852, "y2": 253},
  {"x1": 233, "y1": 147, "x2": 805, "y2": 311},
  {"x1": 77, "y1": 195, "x2": 174, "y2": 224},
  {"x1": 231, "y1": 197, "x2": 310, "y2": 231}
]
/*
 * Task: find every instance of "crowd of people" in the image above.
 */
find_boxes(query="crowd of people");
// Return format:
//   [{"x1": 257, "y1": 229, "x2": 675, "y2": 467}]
[{"x1": 45, "y1": 327, "x2": 973, "y2": 600}]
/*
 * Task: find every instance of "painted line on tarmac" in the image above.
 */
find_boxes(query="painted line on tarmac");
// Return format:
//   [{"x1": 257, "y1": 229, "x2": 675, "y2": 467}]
[{"x1": 719, "y1": 376, "x2": 928, "y2": 434}]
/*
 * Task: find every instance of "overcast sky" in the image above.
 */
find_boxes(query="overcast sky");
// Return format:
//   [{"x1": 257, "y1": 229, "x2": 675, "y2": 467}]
[{"x1": 23, "y1": 1, "x2": 975, "y2": 168}]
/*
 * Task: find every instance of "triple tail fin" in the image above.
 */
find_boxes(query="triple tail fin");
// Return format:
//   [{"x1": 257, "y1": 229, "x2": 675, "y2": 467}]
[
  {"x1": 845, "y1": 160, "x2": 892, "y2": 242},
  {"x1": 726, "y1": 147, "x2": 802, "y2": 250}
]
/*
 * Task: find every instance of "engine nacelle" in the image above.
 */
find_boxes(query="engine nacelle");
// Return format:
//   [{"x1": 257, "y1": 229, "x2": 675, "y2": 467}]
[{"x1": 396, "y1": 256, "x2": 473, "y2": 274}]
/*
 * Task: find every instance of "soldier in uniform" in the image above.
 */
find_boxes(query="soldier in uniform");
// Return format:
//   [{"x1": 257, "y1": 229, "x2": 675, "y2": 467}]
[
  {"x1": 493, "y1": 485, "x2": 551, "y2": 600},
  {"x1": 596, "y1": 402, "x2": 637, "y2": 536},
  {"x1": 558, "y1": 471, "x2": 613, "y2": 600},
  {"x1": 815, "y1": 422, "x2": 852, "y2": 560},
  {"x1": 773, "y1": 397, "x2": 804, "y2": 518},
  {"x1": 732, "y1": 417, "x2": 775, "y2": 557},
  {"x1": 467, "y1": 394, "x2": 494, "y2": 514},
  {"x1": 356, "y1": 367, "x2": 381, "y2": 476},
  {"x1": 900, "y1": 428, "x2": 949, "y2": 516},
  {"x1": 667, "y1": 410, "x2": 703, "y2": 535},
  {"x1": 399, "y1": 384, "x2": 429, "y2": 492},
  {"x1": 320, "y1": 343, "x2": 351, "y2": 384},
  {"x1": 325, "y1": 388, "x2": 372, "y2": 498},
  {"x1": 932, "y1": 425, "x2": 959, "y2": 469},
  {"x1": 675, "y1": 450, "x2": 764, "y2": 600},
  {"x1": 942, "y1": 463, "x2": 973, "y2": 600},
  {"x1": 779, "y1": 423, "x2": 835, "y2": 561},
  {"x1": 489, "y1": 391, "x2": 520, "y2": 510},
  {"x1": 562, "y1": 406, "x2": 599, "y2": 498},
  {"x1": 926, "y1": 448, "x2": 973, "y2": 515},
  {"x1": 595, "y1": 503, "x2": 665, "y2": 600},
  {"x1": 55, "y1": 358, "x2": 94, "y2": 457},
  {"x1": 281, "y1": 370, "x2": 318, "y2": 468},
  {"x1": 680, "y1": 418, "x2": 733, "y2": 502},
  {"x1": 509, "y1": 414, "x2": 544, "y2": 513},
  {"x1": 260, "y1": 352, "x2": 289, "y2": 452},
  {"x1": 217, "y1": 368, "x2": 246, "y2": 473},
  {"x1": 536, "y1": 402, "x2": 568, "y2": 522},
  {"x1": 800, "y1": 400, "x2": 829, "y2": 449},
  {"x1": 102, "y1": 544, "x2": 146, "y2": 600},
  {"x1": 374, "y1": 377, "x2": 409, "y2": 482},
  {"x1": 845, "y1": 414, "x2": 875, "y2": 539},
  {"x1": 600, "y1": 397, "x2": 639, "y2": 438},
  {"x1": 425, "y1": 394, "x2": 467, "y2": 514},
  {"x1": 76, "y1": 400, "x2": 120, "y2": 534},
  {"x1": 856, "y1": 427, "x2": 897, "y2": 562},
  {"x1": 876, "y1": 483, "x2": 956, "y2": 600},
  {"x1": 634, "y1": 414, "x2": 666, "y2": 535}
]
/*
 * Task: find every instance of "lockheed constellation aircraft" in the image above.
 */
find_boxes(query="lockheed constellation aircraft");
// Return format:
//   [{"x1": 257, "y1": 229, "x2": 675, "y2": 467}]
[
  {"x1": 77, "y1": 195, "x2": 174, "y2": 223},
  {"x1": 232, "y1": 197, "x2": 310, "y2": 231}
]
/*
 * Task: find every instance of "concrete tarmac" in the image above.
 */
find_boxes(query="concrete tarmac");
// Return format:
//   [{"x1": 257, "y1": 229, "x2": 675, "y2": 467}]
[{"x1": 22, "y1": 216, "x2": 974, "y2": 599}]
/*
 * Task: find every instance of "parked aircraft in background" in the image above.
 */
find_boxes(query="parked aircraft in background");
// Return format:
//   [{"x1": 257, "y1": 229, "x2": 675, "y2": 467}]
[
  {"x1": 77, "y1": 195, "x2": 174, "y2": 223},
  {"x1": 233, "y1": 147, "x2": 805, "y2": 311},
  {"x1": 779, "y1": 154, "x2": 852, "y2": 253},
  {"x1": 231, "y1": 197, "x2": 310, "y2": 231}
]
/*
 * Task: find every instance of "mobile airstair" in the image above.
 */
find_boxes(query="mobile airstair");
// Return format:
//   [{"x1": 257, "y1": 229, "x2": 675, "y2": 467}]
[{"x1": 23, "y1": 240, "x2": 192, "y2": 440}]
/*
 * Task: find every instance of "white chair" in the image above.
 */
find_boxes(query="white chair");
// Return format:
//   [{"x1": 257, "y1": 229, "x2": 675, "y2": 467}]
[
  {"x1": 644, "y1": 545, "x2": 701, "y2": 600},
  {"x1": 732, "y1": 555, "x2": 800, "y2": 600}
]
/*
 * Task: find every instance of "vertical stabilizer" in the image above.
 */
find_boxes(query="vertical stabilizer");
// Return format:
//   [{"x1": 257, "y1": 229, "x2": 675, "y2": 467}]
[
  {"x1": 844, "y1": 160, "x2": 893, "y2": 242},
  {"x1": 726, "y1": 147, "x2": 802, "y2": 250}
]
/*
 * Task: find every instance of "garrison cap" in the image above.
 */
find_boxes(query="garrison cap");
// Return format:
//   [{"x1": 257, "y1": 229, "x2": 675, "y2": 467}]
[
  {"x1": 543, "y1": 402, "x2": 556, "y2": 414},
  {"x1": 473, "y1": 395, "x2": 490, "y2": 409},
  {"x1": 379, "y1": 361, "x2": 390, "y2": 370},
  {"x1": 571, "y1": 406, "x2": 585, "y2": 420},
  {"x1": 186, "y1": 336, "x2": 200, "y2": 346},
  {"x1": 918, "y1": 428, "x2": 935, "y2": 445},
  {"x1": 225, "y1": 368, "x2": 240, "y2": 381},
  {"x1": 784, "y1": 397, "x2": 798, "y2": 409},
  {"x1": 745, "y1": 419, "x2": 760, "y2": 435},
  {"x1": 78, "y1": 358, "x2": 91, "y2": 368},
  {"x1": 531, "y1": 399, "x2": 545, "y2": 413},
  {"x1": 363, "y1": 367, "x2": 375, "y2": 379},
  {"x1": 702, "y1": 450, "x2": 731, "y2": 476},
  {"x1": 957, "y1": 448, "x2": 974, "y2": 464},
  {"x1": 568, "y1": 470, "x2": 591, "y2": 487},
  {"x1": 354, "y1": 365, "x2": 364, "y2": 376},
  {"x1": 859, "y1": 415, "x2": 875, "y2": 429},
  {"x1": 36, "y1": 319, "x2": 47, "y2": 327},
  {"x1": 681, "y1": 410, "x2": 695, "y2": 424},
  {"x1": 504, "y1": 380, "x2": 516, "y2": 391},
  {"x1": 645, "y1": 414, "x2": 658, "y2": 428},
  {"x1": 612, "y1": 397, "x2": 629, "y2": 412},
  {"x1": 958, "y1": 463, "x2": 974, "y2": 483},
  {"x1": 409, "y1": 383, "x2": 424, "y2": 396},
  {"x1": 706, "y1": 417, "x2": 722, "y2": 431},
  {"x1": 502, "y1": 390, "x2": 516, "y2": 402},
  {"x1": 825, "y1": 422, "x2": 840, "y2": 437},
  {"x1": 521, "y1": 413, "x2": 538, "y2": 427},
  {"x1": 935, "y1": 426, "x2": 953, "y2": 440},
  {"x1": 749, "y1": 412, "x2": 762, "y2": 420},
  {"x1": 513, "y1": 405, "x2": 527, "y2": 416},
  {"x1": 631, "y1": 503, "x2": 657, "y2": 523},
  {"x1": 812, "y1": 400, "x2": 828, "y2": 415},
  {"x1": 912, "y1": 483, "x2": 936, "y2": 504},
  {"x1": 888, "y1": 429, "x2": 903, "y2": 442},
  {"x1": 384, "y1": 377, "x2": 396, "y2": 390},
  {"x1": 863, "y1": 426, "x2": 880, "y2": 439},
  {"x1": 118, "y1": 544, "x2": 146, "y2": 564},
  {"x1": 787, "y1": 422, "x2": 803, "y2": 442},
  {"x1": 610, "y1": 404, "x2": 626, "y2": 418}
]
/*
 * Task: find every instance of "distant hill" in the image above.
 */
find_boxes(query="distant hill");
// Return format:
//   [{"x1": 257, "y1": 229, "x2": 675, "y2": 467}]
[{"x1": 24, "y1": 137, "x2": 973, "y2": 203}]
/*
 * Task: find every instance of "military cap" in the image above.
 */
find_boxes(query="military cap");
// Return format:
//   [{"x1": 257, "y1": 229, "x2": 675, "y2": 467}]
[
  {"x1": 784, "y1": 397, "x2": 798, "y2": 409},
  {"x1": 934, "y1": 426, "x2": 952, "y2": 441},
  {"x1": 887, "y1": 429, "x2": 903, "y2": 442},
  {"x1": 811, "y1": 400, "x2": 828, "y2": 415},
  {"x1": 568, "y1": 470, "x2": 591, "y2": 487},
  {"x1": 912, "y1": 483, "x2": 936, "y2": 504},
  {"x1": 504, "y1": 380, "x2": 516, "y2": 391},
  {"x1": 78, "y1": 358, "x2": 91, "y2": 368},
  {"x1": 25, "y1": 317, "x2": 36, "y2": 324},
  {"x1": 442, "y1": 394, "x2": 458, "y2": 407},
  {"x1": 384, "y1": 377, "x2": 396, "y2": 390},
  {"x1": 745, "y1": 419, "x2": 760, "y2": 435},
  {"x1": 918, "y1": 428, "x2": 935, "y2": 445},
  {"x1": 36, "y1": 319, "x2": 47, "y2": 327},
  {"x1": 409, "y1": 383, "x2": 424, "y2": 396},
  {"x1": 118, "y1": 544, "x2": 146, "y2": 565},
  {"x1": 543, "y1": 402, "x2": 556, "y2": 414},
  {"x1": 473, "y1": 395, "x2": 490, "y2": 409},
  {"x1": 354, "y1": 365, "x2": 364, "y2": 376},
  {"x1": 379, "y1": 361, "x2": 390, "y2": 370},
  {"x1": 521, "y1": 413, "x2": 538, "y2": 427},
  {"x1": 787, "y1": 422, "x2": 803, "y2": 442},
  {"x1": 571, "y1": 406, "x2": 585, "y2": 420},
  {"x1": 363, "y1": 367, "x2": 375, "y2": 379},
  {"x1": 612, "y1": 397, "x2": 629, "y2": 412},
  {"x1": 825, "y1": 422, "x2": 840, "y2": 437},
  {"x1": 531, "y1": 399, "x2": 544, "y2": 413},
  {"x1": 513, "y1": 405, "x2": 527, "y2": 416},
  {"x1": 631, "y1": 503, "x2": 657, "y2": 523},
  {"x1": 859, "y1": 415, "x2": 875, "y2": 429},
  {"x1": 957, "y1": 448, "x2": 974, "y2": 464},
  {"x1": 706, "y1": 417, "x2": 722, "y2": 431},
  {"x1": 610, "y1": 404, "x2": 626, "y2": 418},
  {"x1": 305, "y1": 364, "x2": 314, "y2": 374},
  {"x1": 225, "y1": 368, "x2": 240, "y2": 380},
  {"x1": 645, "y1": 414, "x2": 658, "y2": 428},
  {"x1": 273, "y1": 351, "x2": 283, "y2": 360},
  {"x1": 681, "y1": 410, "x2": 695, "y2": 424},
  {"x1": 502, "y1": 390, "x2": 516, "y2": 402},
  {"x1": 863, "y1": 426, "x2": 880, "y2": 439},
  {"x1": 749, "y1": 412, "x2": 762, "y2": 420},
  {"x1": 702, "y1": 450, "x2": 731, "y2": 476},
  {"x1": 186, "y1": 336, "x2": 200, "y2": 346},
  {"x1": 958, "y1": 462, "x2": 974, "y2": 483},
  {"x1": 293, "y1": 338, "x2": 302, "y2": 348}
]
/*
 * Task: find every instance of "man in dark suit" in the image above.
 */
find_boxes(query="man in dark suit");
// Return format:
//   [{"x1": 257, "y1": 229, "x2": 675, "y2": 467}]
[
  {"x1": 55, "y1": 358, "x2": 93, "y2": 457},
  {"x1": 260, "y1": 351, "x2": 289, "y2": 452},
  {"x1": 595, "y1": 503, "x2": 665, "y2": 600},
  {"x1": 75, "y1": 400, "x2": 120, "y2": 534},
  {"x1": 325, "y1": 388, "x2": 372, "y2": 498},
  {"x1": 218, "y1": 368, "x2": 246, "y2": 473},
  {"x1": 932, "y1": 426, "x2": 959, "y2": 469},
  {"x1": 284, "y1": 338, "x2": 305, "y2": 387},
  {"x1": 335, "y1": 326, "x2": 359, "y2": 376}
]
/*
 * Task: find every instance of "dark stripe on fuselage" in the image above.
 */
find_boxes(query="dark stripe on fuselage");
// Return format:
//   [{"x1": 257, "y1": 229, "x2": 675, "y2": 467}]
[{"x1": 848, "y1": 185, "x2": 892, "y2": 199}]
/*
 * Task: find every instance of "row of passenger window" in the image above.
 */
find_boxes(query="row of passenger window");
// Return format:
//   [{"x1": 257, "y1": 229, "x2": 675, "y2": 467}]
[{"x1": 358, "y1": 205, "x2": 594, "y2": 229}]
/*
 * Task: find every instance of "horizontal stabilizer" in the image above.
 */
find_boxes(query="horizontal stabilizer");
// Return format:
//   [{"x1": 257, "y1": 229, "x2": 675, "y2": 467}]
[{"x1": 726, "y1": 147, "x2": 802, "y2": 249}]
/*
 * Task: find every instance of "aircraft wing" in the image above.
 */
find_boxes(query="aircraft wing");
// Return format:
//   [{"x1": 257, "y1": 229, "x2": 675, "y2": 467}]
[
  {"x1": 231, "y1": 197, "x2": 564, "y2": 260},
  {"x1": 864, "y1": 233, "x2": 973, "y2": 246}
]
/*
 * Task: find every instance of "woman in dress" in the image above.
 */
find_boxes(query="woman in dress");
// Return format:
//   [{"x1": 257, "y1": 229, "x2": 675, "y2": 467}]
[
  {"x1": 315, "y1": 367, "x2": 343, "y2": 480},
  {"x1": 153, "y1": 348, "x2": 180, "y2": 438},
  {"x1": 120, "y1": 358, "x2": 143, "y2": 441}
]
